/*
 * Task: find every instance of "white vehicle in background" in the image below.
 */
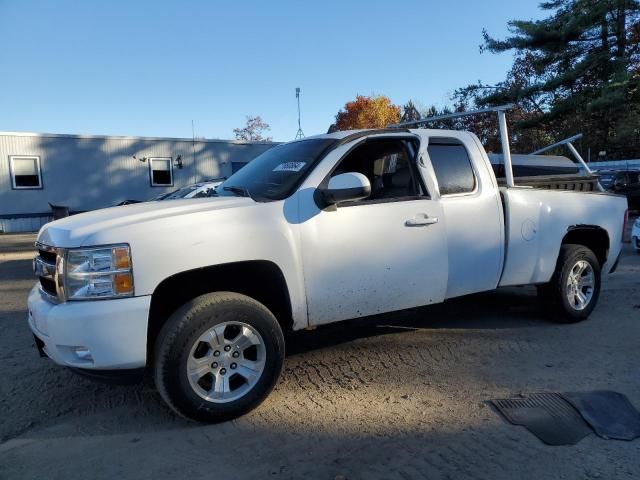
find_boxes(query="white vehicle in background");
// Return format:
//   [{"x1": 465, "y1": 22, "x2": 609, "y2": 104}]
[
  {"x1": 632, "y1": 217, "x2": 640, "y2": 252},
  {"x1": 155, "y1": 179, "x2": 225, "y2": 201},
  {"x1": 28, "y1": 105, "x2": 628, "y2": 423}
]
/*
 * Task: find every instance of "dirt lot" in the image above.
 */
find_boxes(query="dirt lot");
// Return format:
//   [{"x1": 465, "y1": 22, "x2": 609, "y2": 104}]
[{"x1": 1, "y1": 227, "x2": 639, "y2": 480}]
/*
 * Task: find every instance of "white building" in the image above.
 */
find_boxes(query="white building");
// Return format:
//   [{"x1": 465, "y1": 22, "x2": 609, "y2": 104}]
[{"x1": 0, "y1": 131, "x2": 276, "y2": 232}]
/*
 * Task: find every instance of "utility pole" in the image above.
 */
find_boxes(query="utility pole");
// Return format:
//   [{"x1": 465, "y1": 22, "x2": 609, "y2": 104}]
[
  {"x1": 192, "y1": 120, "x2": 197, "y2": 184},
  {"x1": 295, "y1": 87, "x2": 305, "y2": 139}
]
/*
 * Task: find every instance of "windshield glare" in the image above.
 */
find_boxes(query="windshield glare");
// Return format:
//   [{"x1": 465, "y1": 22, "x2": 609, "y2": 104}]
[
  {"x1": 219, "y1": 138, "x2": 336, "y2": 201},
  {"x1": 162, "y1": 185, "x2": 199, "y2": 200}
]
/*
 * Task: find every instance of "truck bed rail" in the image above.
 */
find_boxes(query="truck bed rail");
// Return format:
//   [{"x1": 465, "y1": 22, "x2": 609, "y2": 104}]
[{"x1": 495, "y1": 174, "x2": 600, "y2": 191}]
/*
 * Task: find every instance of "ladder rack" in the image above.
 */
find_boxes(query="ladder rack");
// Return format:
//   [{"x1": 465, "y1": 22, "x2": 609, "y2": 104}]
[
  {"x1": 390, "y1": 104, "x2": 517, "y2": 187},
  {"x1": 390, "y1": 104, "x2": 600, "y2": 189}
]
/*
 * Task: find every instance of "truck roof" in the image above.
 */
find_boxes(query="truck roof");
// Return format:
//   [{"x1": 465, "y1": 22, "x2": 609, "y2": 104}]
[{"x1": 305, "y1": 128, "x2": 464, "y2": 141}]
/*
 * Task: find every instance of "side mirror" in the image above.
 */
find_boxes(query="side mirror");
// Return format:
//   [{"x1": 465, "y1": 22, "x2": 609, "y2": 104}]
[{"x1": 318, "y1": 172, "x2": 371, "y2": 206}]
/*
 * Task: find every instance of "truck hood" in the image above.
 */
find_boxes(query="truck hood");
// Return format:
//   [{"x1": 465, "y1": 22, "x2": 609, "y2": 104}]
[{"x1": 37, "y1": 197, "x2": 255, "y2": 247}]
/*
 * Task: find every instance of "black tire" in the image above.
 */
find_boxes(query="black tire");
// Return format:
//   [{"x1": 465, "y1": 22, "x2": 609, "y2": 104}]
[
  {"x1": 153, "y1": 292, "x2": 285, "y2": 422},
  {"x1": 537, "y1": 244, "x2": 601, "y2": 323}
]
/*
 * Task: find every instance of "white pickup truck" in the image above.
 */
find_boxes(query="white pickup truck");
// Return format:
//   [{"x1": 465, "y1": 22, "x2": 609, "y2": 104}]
[{"x1": 28, "y1": 122, "x2": 628, "y2": 422}]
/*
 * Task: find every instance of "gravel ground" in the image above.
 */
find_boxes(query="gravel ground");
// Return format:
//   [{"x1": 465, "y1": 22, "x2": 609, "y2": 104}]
[{"x1": 1, "y1": 227, "x2": 639, "y2": 480}]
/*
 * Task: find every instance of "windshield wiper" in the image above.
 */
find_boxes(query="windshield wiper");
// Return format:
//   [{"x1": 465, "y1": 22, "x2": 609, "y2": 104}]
[{"x1": 222, "y1": 185, "x2": 250, "y2": 197}]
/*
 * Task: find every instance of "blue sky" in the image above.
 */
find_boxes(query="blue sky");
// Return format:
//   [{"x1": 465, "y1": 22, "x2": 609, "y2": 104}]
[{"x1": 1, "y1": 1, "x2": 544, "y2": 141}]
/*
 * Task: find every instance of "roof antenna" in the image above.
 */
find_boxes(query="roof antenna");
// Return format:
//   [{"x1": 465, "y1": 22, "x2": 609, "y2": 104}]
[{"x1": 295, "y1": 88, "x2": 305, "y2": 139}]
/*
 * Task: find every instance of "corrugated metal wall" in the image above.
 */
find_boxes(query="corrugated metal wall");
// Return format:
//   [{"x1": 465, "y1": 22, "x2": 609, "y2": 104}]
[
  {"x1": 0, "y1": 132, "x2": 276, "y2": 231},
  {"x1": 0, "y1": 216, "x2": 51, "y2": 233}
]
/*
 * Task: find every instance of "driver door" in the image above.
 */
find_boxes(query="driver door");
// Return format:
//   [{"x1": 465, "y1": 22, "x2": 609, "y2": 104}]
[{"x1": 298, "y1": 136, "x2": 448, "y2": 326}]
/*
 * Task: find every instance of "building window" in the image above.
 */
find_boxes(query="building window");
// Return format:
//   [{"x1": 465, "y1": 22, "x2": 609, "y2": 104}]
[
  {"x1": 149, "y1": 157, "x2": 173, "y2": 186},
  {"x1": 9, "y1": 156, "x2": 42, "y2": 189}
]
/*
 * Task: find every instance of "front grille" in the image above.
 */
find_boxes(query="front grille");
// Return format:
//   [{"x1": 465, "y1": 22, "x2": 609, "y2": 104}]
[
  {"x1": 34, "y1": 243, "x2": 61, "y2": 302},
  {"x1": 38, "y1": 248, "x2": 57, "y2": 264},
  {"x1": 39, "y1": 276, "x2": 57, "y2": 297}
]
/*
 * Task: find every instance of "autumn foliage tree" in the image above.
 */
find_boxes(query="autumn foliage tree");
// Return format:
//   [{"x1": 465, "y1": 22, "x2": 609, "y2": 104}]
[
  {"x1": 331, "y1": 95, "x2": 401, "y2": 131},
  {"x1": 233, "y1": 115, "x2": 272, "y2": 141}
]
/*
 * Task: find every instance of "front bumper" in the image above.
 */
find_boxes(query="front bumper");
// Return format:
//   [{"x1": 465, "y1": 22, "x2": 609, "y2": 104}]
[{"x1": 27, "y1": 285, "x2": 151, "y2": 369}]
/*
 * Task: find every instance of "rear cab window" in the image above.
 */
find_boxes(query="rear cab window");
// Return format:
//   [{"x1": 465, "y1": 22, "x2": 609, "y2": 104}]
[{"x1": 427, "y1": 139, "x2": 476, "y2": 195}]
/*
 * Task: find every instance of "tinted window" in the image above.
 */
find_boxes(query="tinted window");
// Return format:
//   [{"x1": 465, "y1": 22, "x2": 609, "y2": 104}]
[
  {"x1": 428, "y1": 142, "x2": 475, "y2": 195},
  {"x1": 219, "y1": 138, "x2": 335, "y2": 201}
]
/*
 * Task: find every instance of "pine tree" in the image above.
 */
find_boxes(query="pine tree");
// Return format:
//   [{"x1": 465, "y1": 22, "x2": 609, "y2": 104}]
[
  {"x1": 455, "y1": 0, "x2": 640, "y2": 158},
  {"x1": 400, "y1": 100, "x2": 422, "y2": 123}
]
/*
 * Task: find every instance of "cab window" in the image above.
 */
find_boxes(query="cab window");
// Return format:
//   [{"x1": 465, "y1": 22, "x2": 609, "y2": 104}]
[
  {"x1": 428, "y1": 139, "x2": 476, "y2": 195},
  {"x1": 330, "y1": 138, "x2": 425, "y2": 202}
]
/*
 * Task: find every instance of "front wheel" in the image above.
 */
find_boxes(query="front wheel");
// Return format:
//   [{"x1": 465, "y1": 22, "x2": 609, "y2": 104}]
[
  {"x1": 537, "y1": 244, "x2": 601, "y2": 323},
  {"x1": 153, "y1": 292, "x2": 285, "y2": 422}
]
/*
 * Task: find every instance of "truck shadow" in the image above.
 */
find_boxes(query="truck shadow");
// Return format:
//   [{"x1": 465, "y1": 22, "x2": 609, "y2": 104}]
[{"x1": 285, "y1": 286, "x2": 548, "y2": 357}]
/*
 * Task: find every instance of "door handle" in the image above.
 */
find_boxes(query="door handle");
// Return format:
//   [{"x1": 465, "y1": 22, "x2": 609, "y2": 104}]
[{"x1": 405, "y1": 214, "x2": 439, "y2": 227}]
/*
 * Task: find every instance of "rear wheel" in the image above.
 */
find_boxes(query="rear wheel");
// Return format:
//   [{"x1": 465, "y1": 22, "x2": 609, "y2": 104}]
[
  {"x1": 154, "y1": 292, "x2": 285, "y2": 422},
  {"x1": 538, "y1": 244, "x2": 601, "y2": 323}
]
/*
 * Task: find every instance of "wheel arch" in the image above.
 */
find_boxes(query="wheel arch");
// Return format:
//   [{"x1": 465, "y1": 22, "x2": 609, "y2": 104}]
[
  {"x1": 146, "y1": 260, "x2": 293, "y2": 365},
  {"x1": 561, "y1": 225, "x2": 609, "y2": 267}
]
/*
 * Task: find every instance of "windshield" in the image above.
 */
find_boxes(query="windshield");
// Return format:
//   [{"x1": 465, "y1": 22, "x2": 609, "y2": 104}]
[
  {"x1": 219, "y1": 138, "x2": 336, "y2": 201},
  {"x1": 158, "y1": 185, "x2": 199, "y2": 200}
]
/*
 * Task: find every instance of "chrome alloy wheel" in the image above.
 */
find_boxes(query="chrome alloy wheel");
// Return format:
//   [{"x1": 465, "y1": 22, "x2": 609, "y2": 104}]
[
  {"x1": 186, "y1": 321, "x2": 266, "y2": 403},
  {"x1": 565, "y1": 260, "x2": 595, "y2": 311}
]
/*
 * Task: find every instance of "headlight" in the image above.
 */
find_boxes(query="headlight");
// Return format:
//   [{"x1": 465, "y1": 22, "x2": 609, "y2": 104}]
[{"x1": 64, "y1": 245, "x2": 134, "y2": 300}]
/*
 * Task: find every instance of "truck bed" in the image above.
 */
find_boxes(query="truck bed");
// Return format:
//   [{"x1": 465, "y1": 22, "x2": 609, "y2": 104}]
[
  {"x1": 489, "y1": 153, "x2": 601, "y2": 191},
  {"x1": 498, "y1": 186, "x2": 626, "y2": 288}
]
